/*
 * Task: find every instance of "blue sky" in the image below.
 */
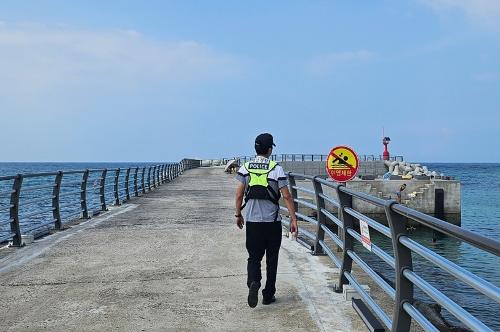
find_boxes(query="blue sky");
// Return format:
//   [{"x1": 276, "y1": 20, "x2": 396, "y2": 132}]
[{"x1": 0, "y1": 1, "x2": 499, "y2": 162}]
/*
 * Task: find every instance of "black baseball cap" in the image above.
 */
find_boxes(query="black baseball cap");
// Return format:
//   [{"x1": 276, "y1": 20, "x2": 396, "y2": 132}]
[{"x1": 255, "y1": 133, "x2": 276, "y2": 148}]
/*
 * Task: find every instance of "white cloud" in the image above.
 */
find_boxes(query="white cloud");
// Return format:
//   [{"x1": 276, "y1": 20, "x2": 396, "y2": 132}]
[
  {"x1": 306, "y1": 50, "x2": 376, "y2": 76},
  {"x1": 419, "y1": 0, "x2": 500, "y2": 29},
  {"x1": 0, "y1": 22, "x2": 241, "y2": 98}
]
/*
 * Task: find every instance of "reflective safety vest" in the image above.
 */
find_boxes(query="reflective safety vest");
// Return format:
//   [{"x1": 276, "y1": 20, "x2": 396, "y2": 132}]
[{"x1": 242, "y1": 160, "x2": 281, "y2": 207}]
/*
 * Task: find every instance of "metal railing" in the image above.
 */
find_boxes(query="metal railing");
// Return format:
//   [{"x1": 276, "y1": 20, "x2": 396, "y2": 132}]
[
  {"x1": 0, "y1": 159, "x2": 201, "y2": 246},
  {"x1": 281, "y1": 172, "x2": 499, "y2": 332},
  {"x1": 226, "y1": 154, "x2": 404, "y2": 163}
]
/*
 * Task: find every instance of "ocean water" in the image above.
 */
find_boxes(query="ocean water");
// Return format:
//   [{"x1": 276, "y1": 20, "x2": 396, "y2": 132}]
[
  {"x1": 0, "y1": 162, "x2": 499, "y2": 329},
  {"x1": 354, "y1": 163, "x2": 500, "y2": 330},
  {"x1": 421, "y1": 163, "x2": 499, "y2": 329},
  {"x1": 0, "y1": 162, "x2": 169, "y2": 239}
]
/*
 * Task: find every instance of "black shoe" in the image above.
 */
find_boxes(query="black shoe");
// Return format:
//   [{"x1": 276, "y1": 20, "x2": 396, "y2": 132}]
[
  {"x1": 248, "y1": 282, "x2": 259, "y2": 308},
  {"x1": 262, "y1": 295, "x2": 276, "y2": 305}
]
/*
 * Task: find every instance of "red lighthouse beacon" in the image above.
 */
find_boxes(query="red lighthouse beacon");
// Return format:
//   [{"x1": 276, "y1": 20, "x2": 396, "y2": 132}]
[{"x1": 382, "y1": 136, "x2": 391, "y2": 160}]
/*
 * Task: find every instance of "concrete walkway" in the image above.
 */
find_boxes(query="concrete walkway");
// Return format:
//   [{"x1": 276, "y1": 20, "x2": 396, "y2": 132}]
[{"x1": 0, "y1": 167, "x2": 363, "y2": 332}]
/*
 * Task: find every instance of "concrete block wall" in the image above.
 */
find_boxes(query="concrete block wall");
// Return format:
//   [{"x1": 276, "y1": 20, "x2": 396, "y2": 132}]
[
  {"x1": 356, "y1": 161, "x2": 387, "y2": 177},
  {"x1": 280, "y1": 161, "x2": 328, "y2": 177},
  {"x1": 280, "y1": 161, "x2": 388, "y2": 177}
]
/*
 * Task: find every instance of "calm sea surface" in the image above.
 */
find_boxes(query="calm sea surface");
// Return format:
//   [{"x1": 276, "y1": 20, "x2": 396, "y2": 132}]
[
  {"x1": 357, "y1": 163, "x2": 500, "y2": 330},
  {"x1": 0, "y1": 162, "x2": 168, "y2": 237},
  {"x1": 0, "y1": 162, "x2": 499, "y2": 329}
]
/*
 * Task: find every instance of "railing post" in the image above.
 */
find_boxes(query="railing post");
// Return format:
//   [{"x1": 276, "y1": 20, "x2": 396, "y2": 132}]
[
  {"x1": 385, "y1": 200, "x2": 414, "y2": 331},
  {"x1": 160, "y1": 165, "x2": 164, "y2": 184},
  {"x1": 81, "y1": 170, "x2": 90, "y2": 219},
  {"x1": 157, "y1": 165, "x2": 161, "y2": 185},
  {"x1": 287, "y1": 173, "x2": 298, "y2": 234},
  {"x1": 335, "y1": 185, "x2": 354, "y2": 292},
  {"x1": 9, "y1": 174, "x2": 23, "y2": 247},
  {"x1": 151, "y1": 166, "x2": 155, "y2": 188},
  {"x1": 312, "y1": 176, "x2": 325, "y2": 255},
  {"x1": 100, "y1": 169, "x2": 107, "y2": 211},
  {"x1": 141, "y1": 167, "x2": 146, "y2": 194},
  {"x1": 52, "y1": 171, "x2": 63, "y2": 230},
  {"x1": 133, "y1": 167, "x2": 139, "y2": 197},
  {"x1": 153, "y1": 166, "x2": 158, "y2": 188},
  {"x1": 125, "y1": 168, "x2": 131, "y2": 201},
  {"x1": 147, "y1": 167, "x2": 152, "y2": 191},
  {"x1": 114, "y1": 168, "x2": 120, "y2": 205}
]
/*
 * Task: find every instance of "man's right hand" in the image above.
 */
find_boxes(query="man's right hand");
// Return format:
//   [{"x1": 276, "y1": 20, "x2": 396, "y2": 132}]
[
  {"x1": 290, "y1": 218, "x2": 298, "y2": 235},
  {"x1": 236, "y1": 216, "x2": 245, "y2": 229}
]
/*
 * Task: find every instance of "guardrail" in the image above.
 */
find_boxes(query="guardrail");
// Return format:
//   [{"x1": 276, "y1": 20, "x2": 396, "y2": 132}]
[
  {"x1": 0, "y1": 159, "x2": 201, "y2": 247},
  {"x1": 281, "y1": 172, "x2": 499, "y2": 332},
  {"x1": 225, "y1": 154, "x2": 404, "y2": 163}
]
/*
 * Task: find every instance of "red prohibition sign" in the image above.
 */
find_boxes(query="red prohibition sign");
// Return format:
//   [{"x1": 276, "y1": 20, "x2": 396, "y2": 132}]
[{"x1": 326, "y1": 146, "x2": 359, "y2": 182}]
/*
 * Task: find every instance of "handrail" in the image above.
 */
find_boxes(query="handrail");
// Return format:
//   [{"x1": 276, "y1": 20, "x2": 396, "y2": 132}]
[
  {"x1": 0, "y1": 159, "x2": 201, "y2": 246},
  {"x1": 281, "y1": 171, "x2": 500, "y2": 331},
  {"x1": 392, "y1": 204, "x2": 500, "y2": 256},
  {"x1": 232, "y1": 154, "x2": 404, "y2": 162}
]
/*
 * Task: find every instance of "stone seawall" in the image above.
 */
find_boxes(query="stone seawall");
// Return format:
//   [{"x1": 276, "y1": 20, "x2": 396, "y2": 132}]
[{"x1": 292, "y1": 178, "x2": 461, "y2": 226}]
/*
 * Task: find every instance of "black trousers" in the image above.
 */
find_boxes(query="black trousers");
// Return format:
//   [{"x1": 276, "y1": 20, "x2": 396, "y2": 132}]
[{"x1": 246, "y1": 221, "x2": 282, "y2": 298}]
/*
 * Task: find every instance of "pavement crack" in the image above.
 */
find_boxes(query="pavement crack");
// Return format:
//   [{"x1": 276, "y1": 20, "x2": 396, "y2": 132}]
[
  {"x1": 1, "y1": 273, "x2": 247, "y2": 287},
  {"x1": 1, "y1": 272, "x2": 299, "y2": 287}
]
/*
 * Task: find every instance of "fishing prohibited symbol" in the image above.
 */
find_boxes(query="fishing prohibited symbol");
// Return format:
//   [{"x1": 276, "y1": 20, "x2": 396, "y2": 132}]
[{"x1": 326, "y1": 146, "x2": 359, "y2": 182}]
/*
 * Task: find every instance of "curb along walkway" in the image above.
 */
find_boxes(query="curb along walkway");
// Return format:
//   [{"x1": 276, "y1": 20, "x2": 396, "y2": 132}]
[{"x1": 0, "y1": 167, "x2": 362, "y2": 331}]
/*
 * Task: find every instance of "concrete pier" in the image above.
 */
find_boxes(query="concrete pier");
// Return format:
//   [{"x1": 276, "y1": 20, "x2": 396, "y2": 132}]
[{"x1": 0, "y1": 167, "x2": 363, "y2": 331}]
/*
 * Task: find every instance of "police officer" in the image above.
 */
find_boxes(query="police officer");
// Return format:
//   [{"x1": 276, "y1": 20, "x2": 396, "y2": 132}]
[{"x1": 234, "y1": 133, "x2": 298, "y2": 308}]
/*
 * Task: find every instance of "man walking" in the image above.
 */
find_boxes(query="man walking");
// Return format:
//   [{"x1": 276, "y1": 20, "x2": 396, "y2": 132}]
[{"x1": 234, "y1": 133, "x2": 298, "y2": 308}]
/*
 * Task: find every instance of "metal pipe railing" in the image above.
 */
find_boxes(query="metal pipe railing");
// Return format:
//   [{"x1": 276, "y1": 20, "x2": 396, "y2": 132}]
[
  {"x1": 0, "y1": 159, "x2": 200, "y2": 246},
  {"x1": 281, "y1": 172, "x2": 500, "y2": 331},
  {"x1": 124, "y1": 168, "x2": 131, "y2": 201},
  {"x1": 231, "y1": 153, "x2": 404, "y2": 163}
]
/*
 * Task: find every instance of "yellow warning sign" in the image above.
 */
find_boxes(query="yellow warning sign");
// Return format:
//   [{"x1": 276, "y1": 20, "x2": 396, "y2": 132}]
[{"x1": 326, "y1": 146, "x2": 359, "y2": 182}]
